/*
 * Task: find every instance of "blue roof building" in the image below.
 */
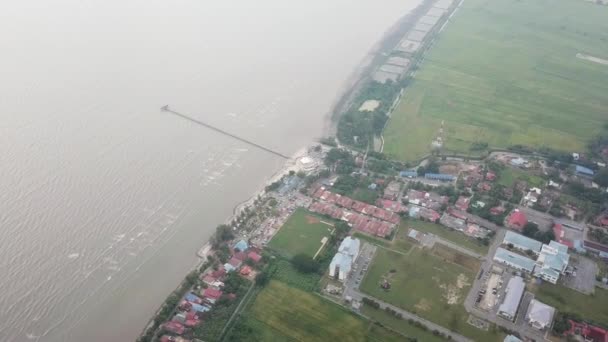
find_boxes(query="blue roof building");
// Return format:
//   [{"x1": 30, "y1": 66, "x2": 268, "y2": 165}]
[
  {"x1": 575, "y1": 165, "x2": 594, "y2": 176},
  {"x1": 494, "y1": 248, "x2": 536, "y2": 273},
  {"x1": 234, "y1": 239, "x2": 248, "y2": 252},
  {"x1": 400, "y1": 170, "x2": 418, "y2": 178},
  {"x1": 503, "y1": 231, "x2": 542, "y2": 254},
  {"x1": 424, "y1": 173, "x2": 455, "y2": 181}
]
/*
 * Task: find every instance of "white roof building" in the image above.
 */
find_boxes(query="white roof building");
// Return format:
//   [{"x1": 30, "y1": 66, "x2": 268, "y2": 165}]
[
  {"x1": 525, "y1": 299, "x2": 555, "y2": 330},
  {"x1": 498, "y1": 276, "x2": 525, "y2": 321},
  {"x1": 503, "y1": 231, "x2": 543, "y2": 254},
  {"x1": 329, "y1": 237, "x2": 360, "y2": 281},
  {"x1": 533, "y1": 241, "x2": 569, "y2": 284}
]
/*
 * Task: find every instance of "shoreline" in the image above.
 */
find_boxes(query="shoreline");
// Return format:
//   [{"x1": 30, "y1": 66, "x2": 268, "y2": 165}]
[
  {"x1": 140, "y1": 1, "x2": 434, "y2": 339},
  {"x1": 325, "y1": 0, "x2": 437, "y2": 138}
]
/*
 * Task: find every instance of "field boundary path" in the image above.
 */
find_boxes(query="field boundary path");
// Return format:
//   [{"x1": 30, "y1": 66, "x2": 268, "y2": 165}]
[{"x1": 433, "y1": 237, "x2": 484, "y2": 259}]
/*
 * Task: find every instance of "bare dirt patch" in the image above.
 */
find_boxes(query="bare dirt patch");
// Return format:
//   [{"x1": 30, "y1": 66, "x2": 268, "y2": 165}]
[
  {"x1": 359, "y1": 99, "x2": 381, "y2": 112},
  {"x1": 456, "y1": 273, "x2": 470, "y2": 289},
  {"x1": 415, "y1": 298, "x2": 431, "y2": 311},
  {"x1": 577, "y1": 53, "x2": 608, "y2": 66},
  {"x1": 440, "y1": 283, "x2": 460, "y2": 304},
  {"x1": 305, "y1": 215, "x2": 320, "y2": 224}
]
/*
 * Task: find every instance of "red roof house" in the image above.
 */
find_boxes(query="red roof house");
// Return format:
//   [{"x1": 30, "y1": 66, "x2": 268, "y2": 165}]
[
  {"x1": 247, "y1": 251, "x2": 262, "y2": 263},
  {"x1": 566, "y1": 320, "x2": 608, "y2": 342},
  {"x1": 240, "y1": 265, "x2": 252, "y2": 276},
  {"x1": 455, "y1": 196, "x2": 470, "y2": 211},
  {"x1": 490, "y1": 206, "x2": 505, "y2": 215},
  {"x1": 228, "y1": 257, "x2": 242, "y2": 269},
  {"x1": 203, "y1": 288, "x2": 223, "y2": 300},
  {"x1": 552, "y1": 224, "x2": 573, "y2": 248},
  {"x1": 486, "y1": 171, "x2": 496, "y2": 181},
  {"x1": 162, "y1": 321, "x2": 185, "y2": 335},
  {"x1": 210, "y1": 267, "x2": 226, "y2": 279},
  {"x1": 507, "y1": 210, "x2": 528, "y2": 231},
  {"x1": 233, "y1": 251, "x2": 248, "y2": 261}
]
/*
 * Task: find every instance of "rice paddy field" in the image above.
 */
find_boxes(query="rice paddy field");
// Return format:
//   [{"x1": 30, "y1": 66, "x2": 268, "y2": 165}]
[
  {"x1": 360, "y1": 247, "x2": 501, "y2": 341},
  {"x1": 268, "y1": 208, "x2": 333, "y2": 258},
  {"x1": 383, "y1": 0, "x2": 608, "y2": 161}
]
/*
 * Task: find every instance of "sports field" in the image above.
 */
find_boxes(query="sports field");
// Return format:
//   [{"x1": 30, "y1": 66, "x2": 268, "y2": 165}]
[
  {"x1": 361, "y1": 247, "x2": 500, "y2": 341},
  {"x1": 268, "y1": 209, "x2": 333, "y2": 258},
  {"x1": 384, "y1": 0, "x2": 608, "y2": 161}
]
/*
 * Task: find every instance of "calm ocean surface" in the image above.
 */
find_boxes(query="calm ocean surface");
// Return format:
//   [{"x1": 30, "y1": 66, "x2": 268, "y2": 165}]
[{"x1": 0, "y1": 0, "x2": 419, "y2": 340}]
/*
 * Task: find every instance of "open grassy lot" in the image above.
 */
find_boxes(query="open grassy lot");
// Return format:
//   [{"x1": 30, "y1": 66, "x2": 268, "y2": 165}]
[
  {"x1": 401, "y1": 219, "x2": 489, "y2": 254},
  {"x1": 237, "y1": 280, "x2": 411, "y2": 342},
  {"x1": 497, "y1": 167, "x2": 545, "y2": 188},
  {"x1": 361, "y1": 247, "x2": 501, "y2": 341},
  {"x1": 384, "y1": 0, "x2": 608, "y2": 161},
  {"x1": 531, "y1": 282, "x2": 608, "y2": 325},
  {"x1": 353, "y1": 229, "x2": 413, "y2": 254},
  {"x1": 268, "y1": 208, "x2": 333, "y2": 258}
]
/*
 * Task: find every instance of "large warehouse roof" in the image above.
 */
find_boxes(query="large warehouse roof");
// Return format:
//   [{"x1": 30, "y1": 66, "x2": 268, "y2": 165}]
[{"x1": 498, "y1": 276, "x2": 525, "y2": 319}]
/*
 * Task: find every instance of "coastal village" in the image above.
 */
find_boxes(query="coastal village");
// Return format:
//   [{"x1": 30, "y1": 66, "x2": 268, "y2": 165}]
[
  {"x1": 140, "y1": 139, "x2": 608, "y2": 342},
  {"x1": 138, "y1": 0, "x2": 608, "y2": 341}
]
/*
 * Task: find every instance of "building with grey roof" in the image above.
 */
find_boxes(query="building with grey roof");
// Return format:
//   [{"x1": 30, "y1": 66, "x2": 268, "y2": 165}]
[
  {"x1": 498, "y1": 276, "x2": 525, "y2": 321},
  {"x1": 372, "y1": 71, "x2": 399, "y2": 84},
  {"x1": 504, "y1": 336, "x2": 522, "y2": 342},
  {"x1": 414, "y1": 22, "x2": 435, "y2": 33},
  {"x1": 525, "y1": 299, "x2": 555, "y2": 330},
  {"x1": 426, "y1": 7, "x2": 446, "y2": 17},
  {"x1": 494, "y1": 248, "x2": 536, "y2": 273},
  {"x1": 379, "y1": 64, "x2": 406, "y2": 75},
  {"x1": 329, "y1": 237, "x2": 360, "y2": 281},
  {"x1": 420, "y1": 15, "x2": 441, "y2": 26},
  {"x1": 396, "y1": 40, "x2": 421, "y2": 53},
  {"x1": 503, "y1": 231, "x2": 542, "y2": 254},
  {"x1": 407, "y1": 30, "x2": 428, "y2": 42},
  {"x1": 386, "y1": 56, "x2": 411, "y2": 68},
  {"x1": 434, "y1": 0, "x2": 454, "y2": 9}
]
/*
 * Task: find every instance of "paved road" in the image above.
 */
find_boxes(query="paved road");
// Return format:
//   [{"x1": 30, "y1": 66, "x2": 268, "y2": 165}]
[{"x1": 348, "y1": 288, "x2": 473, "y2": 342}]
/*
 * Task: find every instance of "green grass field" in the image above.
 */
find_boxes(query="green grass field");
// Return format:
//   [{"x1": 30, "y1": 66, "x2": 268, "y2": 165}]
[
  {"x1": 401, "y1": 219, "x2": 489, "y2": 254},
  {"x1": 238, "y1": 280, "x2": 415, "y2": 342},
  {"x1": 268, "y1": 209, "x2": 333, "y2": 258},
  {"x1": 361, "y1": 305, "x2": 447, "y2": 342},
  {"x1": 361, "y1": 248, "x2": 501, "y2": 341},
  {"x1": 531, "y1": 282, "x2": 608, "y2": 325},
  {"x1": 384, "y1": 0, "x2": 608, "y2": 161},
  {"x1": 497, "y1": 167, "x2": 545, "y2": 188}
]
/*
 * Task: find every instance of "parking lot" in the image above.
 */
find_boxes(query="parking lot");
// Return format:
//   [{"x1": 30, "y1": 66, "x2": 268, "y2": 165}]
[
  {"x1": 346, "y1": 242, "x2": 377, "y2": 293},
  {"x1": 562, "y1": 255, "x2": 598, "y2": 294}
]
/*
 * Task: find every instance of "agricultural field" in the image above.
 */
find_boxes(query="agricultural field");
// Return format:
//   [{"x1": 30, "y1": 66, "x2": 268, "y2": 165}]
[
  {"x1": 234, "y1": 280, "x2": 402, "y2": 342},
  {"x1": 268, "y1": 208, "x2": 333, "y2": 258},
  {"x1": 383, "y1": 0, "x2": 608, "y2": 161},
  {"x1": 400, "y1": 219, "x2": 489, "y2": 254},
  {"x1": 361, "y1": 305, "x2": 447, "y2": 342},
  {"x1": 361, "y1": 247, "x2": 501, "y2": 341},
  {"x1": 531, "y1": 282, "x2": 608, "y2": 325}
]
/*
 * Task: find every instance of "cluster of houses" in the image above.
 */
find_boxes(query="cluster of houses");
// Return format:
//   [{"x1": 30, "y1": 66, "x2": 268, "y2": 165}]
[
  {"x1": 309, "y1": 187, "x2": 400, "y2": 237},
  {"x1": 493, "y1": 231, "x2": 570, "y2": 284},
  {"x1": 160, "y1": 240, "x2": 262, "y2": 339},
  {"x1": 439, "y1": 209, "x2": 491, "y2": 239}
]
